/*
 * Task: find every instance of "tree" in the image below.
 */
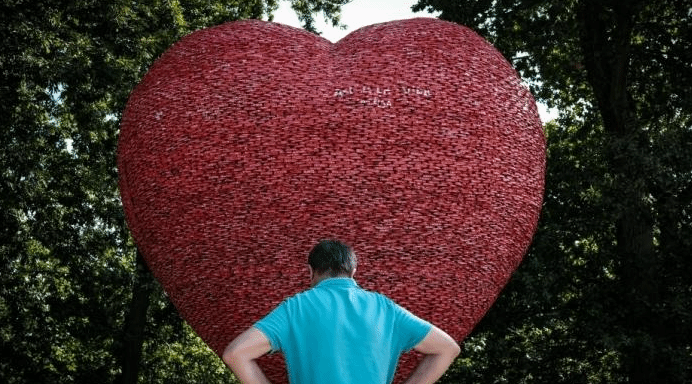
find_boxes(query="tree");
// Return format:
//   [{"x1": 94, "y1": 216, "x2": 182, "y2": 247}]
[
  {"x1": 411, "y1": 0, "x2": 692, "y2": 382},
  {"x1": 1, "y1": 1, "x2": 345, "y2": 383}
]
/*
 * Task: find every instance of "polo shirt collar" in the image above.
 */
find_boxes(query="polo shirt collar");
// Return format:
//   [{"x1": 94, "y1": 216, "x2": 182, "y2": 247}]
[{"x1": 315, "y1": 277, "x2": 358, "y2": 289}]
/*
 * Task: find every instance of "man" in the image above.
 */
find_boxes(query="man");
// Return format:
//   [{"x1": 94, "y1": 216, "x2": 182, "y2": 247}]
[{"x1": 223, "y1": 240, "x2": 460, "y2": 384}]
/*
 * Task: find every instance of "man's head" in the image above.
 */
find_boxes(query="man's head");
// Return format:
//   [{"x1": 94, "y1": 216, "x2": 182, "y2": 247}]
[{"x1": 308, "y1": 239, "x2": 357, "y2": 283}]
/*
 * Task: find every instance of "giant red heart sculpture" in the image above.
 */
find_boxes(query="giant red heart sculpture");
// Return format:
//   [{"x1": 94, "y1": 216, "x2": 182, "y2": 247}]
[{"x1": 118, "y1": 18, "x2": 545, "y2": 383}]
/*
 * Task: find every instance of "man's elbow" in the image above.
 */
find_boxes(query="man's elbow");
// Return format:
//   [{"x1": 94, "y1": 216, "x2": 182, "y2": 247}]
[
  {"x1": 415, "y1": 325, "x2": 461, "y2": 359},
  {"x1": 448, "y1": 340, "x2": 461, "y2": 358},
  {"x1": 222, "y1": 345, "x2": 234, "y2": 367},
  {"x1": 223, "y1": 342, "x2": 244, "y2": 368},
  {"x1": 222, "y1": 327, "x2": 272, "y2": 370}
]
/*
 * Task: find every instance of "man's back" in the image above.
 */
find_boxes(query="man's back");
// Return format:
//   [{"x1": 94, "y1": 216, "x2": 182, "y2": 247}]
[
  {"x1": 223, "y1": 240, "x2": 459, "y2": 384},
  {"x1": 254, "y1": 277, "x2": 431, "y2": 384}
]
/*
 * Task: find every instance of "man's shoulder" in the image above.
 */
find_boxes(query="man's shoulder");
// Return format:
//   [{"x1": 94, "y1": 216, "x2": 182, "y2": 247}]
[
  {"x1": 351, "y1": 287, "x2": 407, "y2": 312},
  {"x1": 278, "y1": 287, "x2": 316, "y2": 304},
  {"x1": 359, "y1": 288, "x2": 391, "y2": 301}
]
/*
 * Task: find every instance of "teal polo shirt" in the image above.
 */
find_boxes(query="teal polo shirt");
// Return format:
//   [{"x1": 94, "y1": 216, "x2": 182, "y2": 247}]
[{"x1": 254, "y1": 278, "x2": 431, "y2": 384}]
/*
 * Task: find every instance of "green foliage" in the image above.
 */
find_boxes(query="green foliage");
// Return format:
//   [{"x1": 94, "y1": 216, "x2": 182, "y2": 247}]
[
  {"x1": 136, "y1": 284, "x2": 237, "y2": 384},
  {"x1": 412, "y1": 0, "x2": 692, "y2": 383},
  {"x1": 284, "y1": 0, "x2": 349, "y2": 33},
  {"x1": 4, "y1": 0, "x2": 690, "y2": 382},
  {"x1": 1, "y1": 1, "x2": 342, "y2": 383}
]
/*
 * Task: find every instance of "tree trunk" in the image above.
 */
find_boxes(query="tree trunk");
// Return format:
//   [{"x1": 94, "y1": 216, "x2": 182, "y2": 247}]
[
  {"x1": 117, "y1": 250, "x2": 154, "y2": 384},
  {"x1": 579, "y1": 1, "x2": 659, "y2": 383}
]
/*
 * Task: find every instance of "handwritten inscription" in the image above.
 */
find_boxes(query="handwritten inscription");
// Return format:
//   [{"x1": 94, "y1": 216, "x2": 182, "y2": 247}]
[{"x1": 333, "y1": 84, "x2": 432, "y2": 108}]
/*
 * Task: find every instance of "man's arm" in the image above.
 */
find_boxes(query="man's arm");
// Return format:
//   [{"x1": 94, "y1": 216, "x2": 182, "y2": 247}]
[
  {"x1": 404, "y1": 325, "x2": 461, "y2": 384},
  {"x1": 222, "y1": 327, "x2": 273, "y2": 384}
]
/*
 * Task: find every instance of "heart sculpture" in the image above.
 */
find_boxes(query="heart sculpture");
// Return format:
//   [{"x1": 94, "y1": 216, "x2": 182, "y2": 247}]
[{"x1": 118, "y1": 18, "x2": 545, "y2": 383}]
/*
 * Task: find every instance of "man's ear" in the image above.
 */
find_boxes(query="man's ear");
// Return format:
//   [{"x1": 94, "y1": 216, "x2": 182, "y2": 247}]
[
  {"x1": 308, "y1": 265, "x2": 314, "y2": 282},
  {"x1": 350, "y1": 267, "x2": 356, "y2": 278}
]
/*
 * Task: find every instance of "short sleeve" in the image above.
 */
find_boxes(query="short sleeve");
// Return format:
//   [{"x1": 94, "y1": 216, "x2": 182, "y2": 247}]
[
  {"x1": 253, "y1": 301, "x2": 290, "y2": 353},
  {"x1": 390, "y1": 299, "x2": 432, "y2": 353}
]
